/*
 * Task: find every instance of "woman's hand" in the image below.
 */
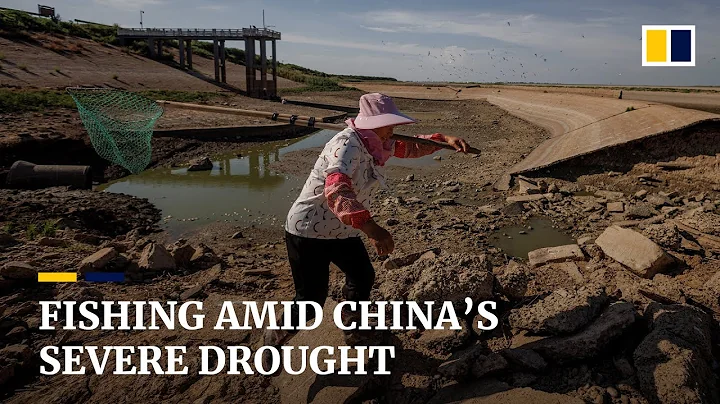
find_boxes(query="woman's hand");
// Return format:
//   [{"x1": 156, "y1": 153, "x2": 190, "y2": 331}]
[
  {"x1": 361, "y1": 219, "x2": 395, "y2": 256},
  {"x1": 441, "y1": 135, "x2": 470, "y2": 153}
]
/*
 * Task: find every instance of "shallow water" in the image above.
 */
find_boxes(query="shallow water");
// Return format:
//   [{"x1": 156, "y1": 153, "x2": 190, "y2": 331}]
[
  {"x1": 101, "y1": 129, "x2": 447, "y2": 236},
  {"x1": 489, "y1": 217, "x2": 576, "y2": 259}
]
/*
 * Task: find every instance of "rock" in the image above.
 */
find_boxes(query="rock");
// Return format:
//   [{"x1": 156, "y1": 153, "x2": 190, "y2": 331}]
[
  {"x1": 472, "y1": 352, "x2": 508, "y2": 379},
  {"x1": 79, "y1": 247, "x2": 118, "y2": 273},
  {"x1": 518, "y1": 178, "x2": 541, "y2": 195},
  {"x1": 509, "y1": 287, "x2": 608, "y2": 335},
  {"x1": 383, "y1": 248, "x2": 440, "y2": 270},
  {"x1": 417, "y1": 321, "x2": 471, "y2": 355},
  {"x1": 577, "y1": 236, "x2": 595, "y2": 246},
  {"x1": 606, "y1": 387, "x2": 619, "y2": 399},
  {"x1": 625, "y1": 204, "x2": 657, "y2": 219},
  {"x1": 634, "y1": 190, "x2": 648, "y2": 199},
  {"x1": 187, "y1": 157, "x2": 213, "y2": 171},
  {"x1": 433, "y1": 155, "x2": 442, "y2": 161},
  {"x1": 5, "y1": 326, "x2": 27, "y2": 340},
  {"x1": 493, "y1": 173, "x2": 513, "y2": 191},
  {"x1": 231, "y1": 232, "x2": 244, "y2": 239},
  {"x1": 180, "y1": 285, "x2": 203, "y2": 300},
  {"x1": 496, "y1": 261, "x2": 529, "y2": 300},
  {"x1": 1, "y1": 261, "x2": 37, "y2": 280},
  {"x1": 561, "y1": 262, "x2": 585, "y2": 284},
  {"x1": 0, "y1": 232, "x2": 15, "y2": 245},
  {"x1": 0, "y1": 344, "x2": 33, "y2": 362},
  {"x1": 607, "y1": 202, "x2": 624, "y2": 213},
  {"x1": 507, "y1": 194, "x2": 545, "y2": 203},
  {"x1": 647, "y1": 194, "x2": 672, "y2": 208},
  {"x1": 595, "y1": 190, "x2": 624, "y2": 200},
  {"x1": 641, "y1": 223, "x2": 681, "y2": 250},
  {"x1": 38, "y1": 237, "x2": 67, "y2": 247},
  {"x1": 385, "y1": 218, "x2": 400, "y2": 226},
  {"x1": 527, "y1": 302, "x2": 637, "y2": 364},
  {"x1": 73, "y1": 233, "x2": 102, "y2": 245},
  {"x1": 633, "y1": 304, "x2": 717, "y2": 404},
  {"x1": 433, "y1": 198, "x2": 456, "y2": 205},
  {"x1": 404, "y1": 197, "x2": 424, "y2": 205},
  {"x1": 437, "y1": 346, "x2": 482, "y2": 381},
  {"x1": 138, "y1": 243, "x2": 176, "y2": 271},
  {"x1": 446, "y1": 185, "x2": 461, "y2": 192},
  {"x1": 547, "y1": 183, "x2": 559, "y2": 193},
  {"x1": 476, "y1": 205, "x2": 500, "y2": 217},
  {"x1": 501, "y1": 348, "x2": 547, "y2": 372},
  {"x1": 527, "y1": 244, "x2": 584, "y2": 268},
  {"x1": 414, "y1": 211, "x2": 427, "y2": 220},
  {"x1": 596, "y1": 226, "x2": 675, "y2": 278},
  {"x1": 405, "y1": 174, "x2": 415, "y2": 181},
  {"x1": 171, "y1": 243, "x2": 197, "y2": 267}
]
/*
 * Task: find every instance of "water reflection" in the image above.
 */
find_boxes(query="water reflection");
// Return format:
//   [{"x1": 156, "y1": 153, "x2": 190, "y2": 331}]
[{"x1": 102, "y1": 129, "x2": 446, "y2": 236}]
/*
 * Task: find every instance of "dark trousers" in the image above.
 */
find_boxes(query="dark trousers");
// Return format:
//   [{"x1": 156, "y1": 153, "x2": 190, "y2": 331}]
[{"x1": 285, "y1": 231, "x2": 375, "y2": 328}]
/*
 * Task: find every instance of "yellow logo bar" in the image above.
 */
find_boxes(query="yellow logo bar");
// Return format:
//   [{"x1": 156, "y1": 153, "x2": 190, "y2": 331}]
[
  {"x1": 646, "y1": 30, "x2": 667, "y2": 62},
  {"x1": 38, "y1": 272, "x2": 77, "y2": 282}
]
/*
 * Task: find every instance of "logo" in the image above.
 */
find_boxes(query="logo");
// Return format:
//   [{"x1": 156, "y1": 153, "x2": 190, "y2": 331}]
[{"x1": 642, "y1": 25, "x2": 695, "y2": 66}]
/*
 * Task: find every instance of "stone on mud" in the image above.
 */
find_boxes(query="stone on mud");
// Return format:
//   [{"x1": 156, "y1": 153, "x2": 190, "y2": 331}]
[
  {"x1": 633, "y1": 304, "x2": 717, "y2": 404},
  {"x1": 187, "y1": 157, "x2": 213, "y2": 171},
  {"x1": 625, "y1": 203, "x2": 657, "y2": 219},
  {"x1": 500, "y1": 348, "x2": 547, "y2": 372},
  {"x1": 596, "y1": 226, "x2": 674, "y2": 278},
  {"x1": 496, "y1": 260, "x2": 530, "y2": 300},
  {"x1": 527, "y1": 244, "x2": 584, "y2": 268},
  {"x1": 78, "y1": 247, "x2": 118, "y2": 273},
  {"x1": 527, "y1": 302, "x2": 637, "y2": 364},
  {"x1": 508, "y1": 287, "x2": 607, "y2": 335},
  {"x1": 471, "y1": 352, "x2": 508, "y2": 379},
  {"x1": 641, "y1": 223, "x2": 681, "y2": 250},
  {"x1": 170, "y1": 243, "x2": 197, "y2": 267},
  {"x1": 417, "y1": 320, "x2": 471, "y2": 355},
  {"x1": 138, "y1": 243, "x2": 176, "y2": 271},
  {"x1": 595, "y1": 190, "x2": 624, "y2": 200},
  {"x1": 1, "y1": 262, "x2": 37, "y2": 280},
  {"x1": 506, "y1": 194, "x2": 545, "y2": 203},
  {"x1": 38, "y1": 237, "x2": 68, "y2": 247},
  {"x1": 406, "y1": 254, "x2": 493, "y2": 306}
]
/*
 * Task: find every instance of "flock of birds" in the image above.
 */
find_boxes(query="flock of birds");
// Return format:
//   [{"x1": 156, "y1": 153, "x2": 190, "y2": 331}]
[{"x1": 379, "y1": 25, "x2": 718, "y2": 83}]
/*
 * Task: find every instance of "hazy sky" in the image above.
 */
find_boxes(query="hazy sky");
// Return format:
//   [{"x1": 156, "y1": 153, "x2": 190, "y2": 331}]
[{"x1": 5, "y1": 0, "x2": 720, "y2": 85}]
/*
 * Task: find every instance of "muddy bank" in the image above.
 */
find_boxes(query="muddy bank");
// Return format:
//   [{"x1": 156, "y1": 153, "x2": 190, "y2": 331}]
[{"x1": 1, "y1": 90, "x2": 719, "y2": 404}]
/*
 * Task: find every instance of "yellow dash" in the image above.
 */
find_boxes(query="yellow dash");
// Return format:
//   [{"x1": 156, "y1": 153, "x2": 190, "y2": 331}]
[
  {"x1": 38, "y1": 272, "x2": 77, "y2": 282},
  {"x1": 646, "y1": 30, "x2": 667, "y2": 62}
]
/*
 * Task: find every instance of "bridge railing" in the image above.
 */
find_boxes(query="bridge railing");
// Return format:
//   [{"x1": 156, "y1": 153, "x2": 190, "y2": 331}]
[{"x1": 116, "y1": 27, "x2": 281, "y2": 39}]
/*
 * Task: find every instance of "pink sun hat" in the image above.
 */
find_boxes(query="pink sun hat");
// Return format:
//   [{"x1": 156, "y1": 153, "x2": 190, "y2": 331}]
[{"x1": 353, "y1": 93, "x2": 416, "y2": 130}]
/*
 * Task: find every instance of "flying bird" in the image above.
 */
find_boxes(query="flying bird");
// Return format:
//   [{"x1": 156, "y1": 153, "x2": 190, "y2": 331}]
[{"x1": 507, "y1": 21, "x2": 511, "y2": 26}]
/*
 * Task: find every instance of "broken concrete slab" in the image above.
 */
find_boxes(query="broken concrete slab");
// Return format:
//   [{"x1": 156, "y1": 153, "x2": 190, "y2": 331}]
[
  {"x1": 496, "y1": 261, "x2": 530, "y2": 300},
  {"x1": 493, "y1": 173, "x2": 513, "y2": 192},
  {"x1": 508, "y1": 287, "x2": 607, "y2": 335},
  {"x1": 560, "y1": 262, "x2": 585, "y2": 284},
  {"x1": 78, "y1": 247, "x2": 118, "y2": 273},
  {"x1": 471, "y1": 352, "x2": 508, "y2": 379},
  {"x1": 606, "y1": 201, "x2": 624, "y2": 213},
  {"x1": 517, "y1": 178, "x2": 541, "y2": 195},
  {"x1": 527, "y1": 244, "x2": 584, "y2": 268},
  {"x1": 625, "y1": 203, "x2": 657, "y2": 219},
  {"x1": 596, "y1": 190, "x2": 624, "y2": 201},
  {"x1": 138, "y1": 243, "x2": 176, "y2": 271},
  {"x1": 633, "y1": 303, "x2": 717, "y2": 404},
  {"x1": 646, "y1": 193, "x2": 672, "y2": 208},
  {"x1": 506, "y1": 194, "x2": 545, "y2": 203},
  {"x1": 596, "y1": 226, "x2": 675, "y2": 278},
  {"x1": 527, "y1": 302, "x2": 637, "y2": 364}
]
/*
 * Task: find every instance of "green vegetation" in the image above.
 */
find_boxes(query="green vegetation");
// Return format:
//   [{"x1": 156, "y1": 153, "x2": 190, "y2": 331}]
[
  {"x1": 41, "y1": 220, "x2": 57, "y2": 237},
  {"x1": 0, "y1": 9, "x2": 118, "y2": 44},
  {"x1": 26, "y1": 223, "x2": 38, "y2": 240},
  {"x1": 2, "y1": 222, "x2": 16, "y2": 234},
  {"x1": 0, "y1": 88, "x2": 228, "y2": 113},
  {"x1": 112, "y1": 73, "x2": 119, "y2": 80}
]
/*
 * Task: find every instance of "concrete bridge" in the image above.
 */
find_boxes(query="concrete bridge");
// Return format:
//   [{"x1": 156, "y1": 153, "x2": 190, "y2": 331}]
[{"x1": 117, "y1": 27, "x2": 281, "y2": 98}]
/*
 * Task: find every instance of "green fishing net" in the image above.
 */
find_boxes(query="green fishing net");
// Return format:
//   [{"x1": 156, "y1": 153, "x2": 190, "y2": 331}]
[{"x1": 67, "y1": 87, "x2": 163, "y2": 174}]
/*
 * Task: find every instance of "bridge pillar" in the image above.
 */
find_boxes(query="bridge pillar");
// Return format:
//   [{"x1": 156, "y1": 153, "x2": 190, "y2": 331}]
[
  {"x1": 213, "y1": 39, "x2": 220, "y2": 82},
  {"x1": 245, "y1": 38, "x2": 256, "y2": 96},
  {"x1": 147, "y1": 38, "x2": 156, "y2": 58},
  {"x1": 271, "y1": 40, "x2": 277, "y2": 98},
  {"x1": 185, "y1": 40, "x2": 193, "y2": 69},
  {"x1": 178, "y1": 38, "x2": 185, "y2": 68},
  {"x1": 157, "y1": 39, "x2": 162, "y2": 58},
  {"x1": 220, "y1": 40, "x2": 226, "y2": 83},
  {"x1": 260, "y1": 39, "x2": 267, "y2": 98}
]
